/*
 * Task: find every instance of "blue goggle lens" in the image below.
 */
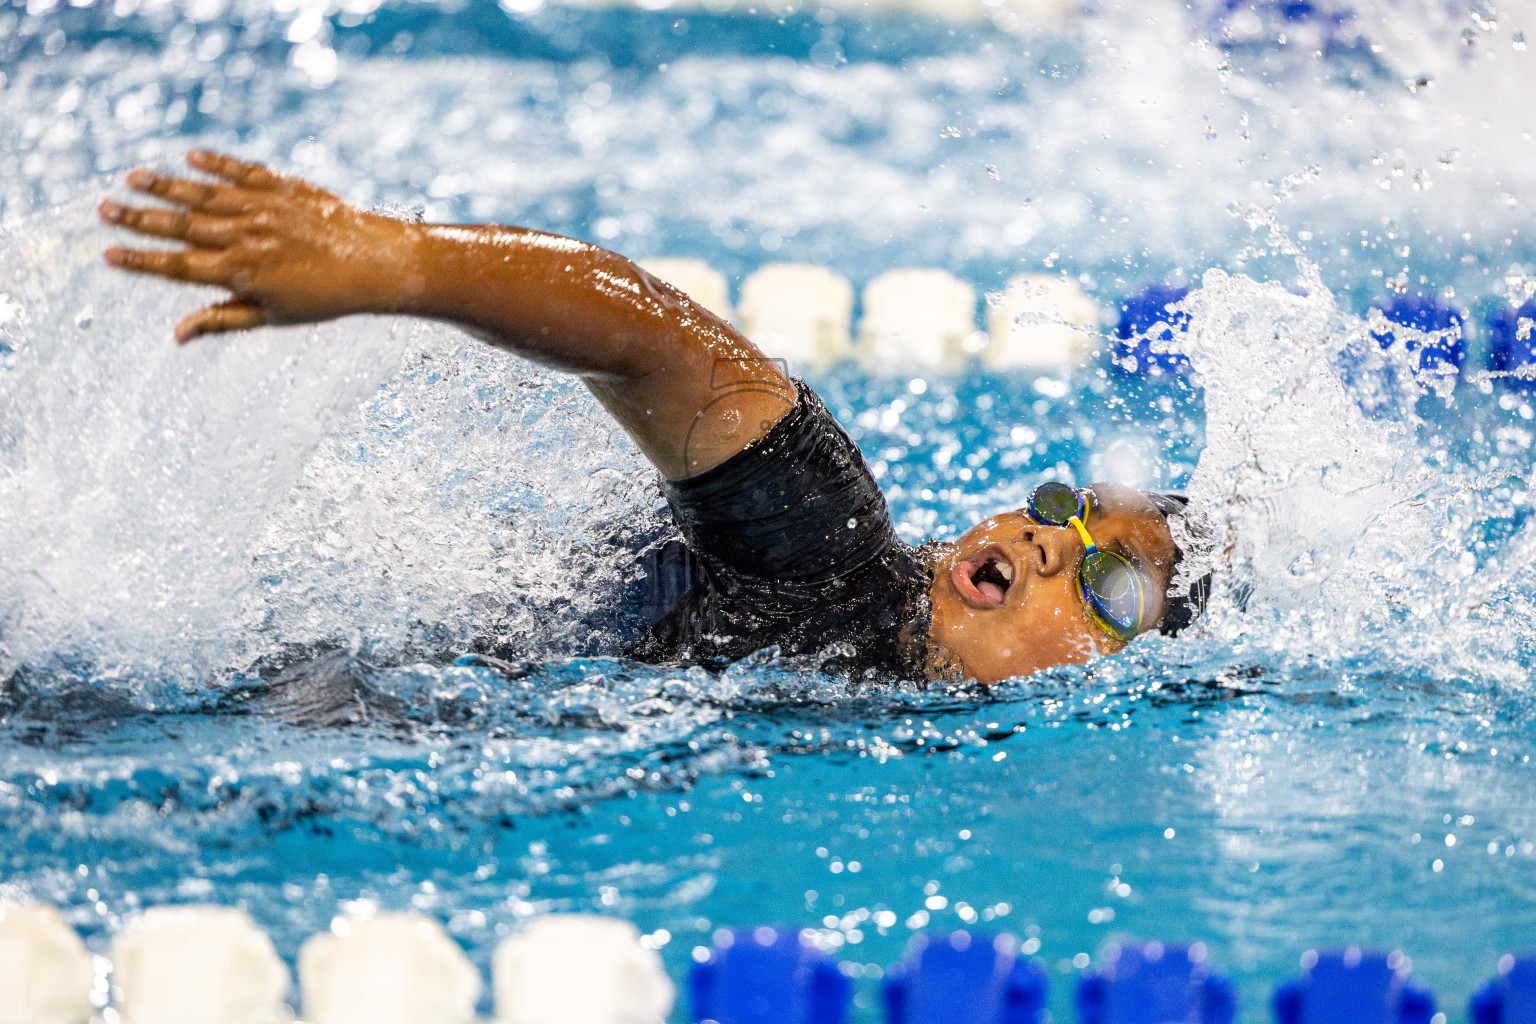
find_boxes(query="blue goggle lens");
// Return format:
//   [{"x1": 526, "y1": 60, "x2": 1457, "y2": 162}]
[
  {"x1": 1026, "y1": 481, "x2": 1084, "y2": 526},
  {"x1": 1081, "y1": 550, "x2": 1144, "y2": 641}
]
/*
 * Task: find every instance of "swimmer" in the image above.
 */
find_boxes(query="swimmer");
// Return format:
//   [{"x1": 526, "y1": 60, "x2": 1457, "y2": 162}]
[{"x1": 98, "y1": 150, "x2": 1206, "y2": 684}]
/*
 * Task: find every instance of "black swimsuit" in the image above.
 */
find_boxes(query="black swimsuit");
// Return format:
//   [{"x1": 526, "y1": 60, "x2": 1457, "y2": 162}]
[{"x1": 627, "y1": 382, "x2": 933, "y2": 678}]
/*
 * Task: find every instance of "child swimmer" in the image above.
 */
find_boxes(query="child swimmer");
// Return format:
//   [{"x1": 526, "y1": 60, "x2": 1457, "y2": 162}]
[{"x1": 98, "y1": 150, "x2": 1206, "y2": 684}]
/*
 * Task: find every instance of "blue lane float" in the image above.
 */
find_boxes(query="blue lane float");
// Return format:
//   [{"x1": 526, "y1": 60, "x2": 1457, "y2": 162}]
[
  {"x1": 1210, "y1": 0, "x2": 1347, "y2": 29},
  {"x1": 1471, "y1": 953, "x2": 1536, "y2": 1024},
  {"x1": 18, "y1": 904, "x2": 1536, "y2": 1024},
  {"x1": 1206, "y1": 0, "x2": 1359, "y2": 52},
  {"x1": 882, "y1": 931, "x2": 1049, "y2": 1024},
  {"x1": 1485, "y1": 301, "x2": 1536, "y2": 388},
  {"x1": 1372, "y1": 293, "x2": 1466, "y2": 373},
  {"x1": 1114, "y1": 284, "x2": 1194, "y2": 378},
  {"x1": 1077, "y1": 941, "x2": 1236, "y2": 1024},
  {"x1": 689, "y1": 926, "x2": 851, "y2": 1024},
  {"x1": 1273, "y1": 948, "x2": 1437, "y2": 1024}
]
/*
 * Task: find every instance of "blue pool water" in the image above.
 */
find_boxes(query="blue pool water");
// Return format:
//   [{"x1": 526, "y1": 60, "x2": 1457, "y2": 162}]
[{"x1": 5, "y1": 0, "x2": 1536, "y2": 1018}]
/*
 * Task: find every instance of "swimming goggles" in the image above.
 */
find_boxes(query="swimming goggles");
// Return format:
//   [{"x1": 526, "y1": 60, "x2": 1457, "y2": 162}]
[{"x1": 1023, "y1": 481, "x2": 1148, "y2": 643}]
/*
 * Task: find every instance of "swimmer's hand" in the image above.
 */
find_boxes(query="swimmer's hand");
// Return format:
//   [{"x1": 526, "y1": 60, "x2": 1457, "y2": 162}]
[
  {"x1": 101, "y1": 150, "x2": 794, "y2": 478},
  {"x1": 100, "y1": 150, "x2": 421, "y2": 343}
]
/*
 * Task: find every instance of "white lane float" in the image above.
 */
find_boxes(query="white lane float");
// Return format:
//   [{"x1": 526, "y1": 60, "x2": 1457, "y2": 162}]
[
  {"x1": 0, "y1": 902, "x2": 95, "y2": 1024},
  {"x1": 111, "y1": 905, "x2": 290, "y2": 1024},
  {"x1": 299, "y1": 912, "x2": 481, "y2": 1024},
  {"x1": 983, "y1": 272, "x2": 1101, "y2": 370},
  {"x1": 858, "y1": 267, "x2": 982, "y2": 371},
  {"x1": 739, "y1": 262, "x2": 855, "y2": 368},
  {"x1": 493, "y1": 915, "x2": 673, "y2": 1024}
]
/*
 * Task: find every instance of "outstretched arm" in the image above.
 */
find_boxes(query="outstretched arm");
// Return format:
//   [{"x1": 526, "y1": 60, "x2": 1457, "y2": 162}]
[{"x1": 99, "y1": 150, "x2": 791, "y2": 479}]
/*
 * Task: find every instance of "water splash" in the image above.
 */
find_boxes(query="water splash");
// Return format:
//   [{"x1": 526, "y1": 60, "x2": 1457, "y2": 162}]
[
  {"x1": 0, "y1": 201, "x2": 411, "y2": 683},
  {"x1": 1158, "y1": 247, "x2": 1533, "y2": 687},
  {"x1": 0, "y1": 200, "x2": 663, "y2": 688}
]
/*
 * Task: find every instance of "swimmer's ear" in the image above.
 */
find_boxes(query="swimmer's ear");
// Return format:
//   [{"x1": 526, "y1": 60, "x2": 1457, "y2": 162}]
[{"x1": 176, "y1": 300, "x2": 266, "y2": 343}]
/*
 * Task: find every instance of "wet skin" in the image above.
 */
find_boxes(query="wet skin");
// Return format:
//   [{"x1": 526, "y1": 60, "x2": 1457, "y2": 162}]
[
  {"x1": 95, "y1": 150, "x2": 789, "y2": 480},
  {"x1": 100, "y1": 152, "x2": 1179, "y2": 684},
  {"x1": 926, "y1": 483, "x2": 1179, "y2": 684}
]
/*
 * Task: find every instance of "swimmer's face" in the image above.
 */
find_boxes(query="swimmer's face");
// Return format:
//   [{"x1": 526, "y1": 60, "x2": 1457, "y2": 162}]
[{"x1": 926, "y1": 483, "x2": 1178, "y2": 684}]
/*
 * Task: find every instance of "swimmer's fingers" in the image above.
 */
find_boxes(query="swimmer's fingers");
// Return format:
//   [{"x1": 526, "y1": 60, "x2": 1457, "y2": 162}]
[
  {"x1": 176, "y1": 300, "x2": 266, "y2": 344},
  {"x1": 186, "y1": 149, "x2": 334, "y2": 199},
  {"x1": 98, "y1": 200, "x2": 239, "y2": 249},
  {"x1": 125, "y1": 169, "x2": 264, "y2": 215},
  {"x1": 104, "y1": 245, "x2": 232, "y2": 286}
]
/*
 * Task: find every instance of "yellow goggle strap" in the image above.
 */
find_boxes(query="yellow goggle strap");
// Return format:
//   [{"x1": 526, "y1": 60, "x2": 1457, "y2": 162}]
[{"x1": 1066, "y1": 515, "x2": 1097, "y2": 554}]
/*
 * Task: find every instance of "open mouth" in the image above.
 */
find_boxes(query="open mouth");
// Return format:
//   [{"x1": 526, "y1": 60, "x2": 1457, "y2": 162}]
[{"x1": 950, "y1": 547, "x2": 1015, "y2": 609}]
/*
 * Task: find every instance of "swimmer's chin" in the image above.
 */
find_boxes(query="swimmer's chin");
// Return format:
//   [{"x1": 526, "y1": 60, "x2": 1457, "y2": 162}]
[{"x1": 922, "y1": 638, "x2": 1107, "y2": 685}]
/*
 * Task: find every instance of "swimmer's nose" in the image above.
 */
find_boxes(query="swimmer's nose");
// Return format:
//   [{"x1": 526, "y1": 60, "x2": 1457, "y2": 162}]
[{"x1": 1021, "y1": 525, "x2": 1077, "y2": 578}]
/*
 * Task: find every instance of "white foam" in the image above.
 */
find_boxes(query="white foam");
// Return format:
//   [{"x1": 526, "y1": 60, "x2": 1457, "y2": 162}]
[
  {"x1": 492, "y1": 915, "x2": 672, "y2": 1024},
  {"x1": 298, "y1": 913, "x2": 480, "y2": 1024},
  {"x1": 848, "y1": 0, "x2": 1075, "y2": 21},
  {"x1": 0, "y1": 200, "x2": 416, "y2": 683},
  {"x1": 110, "y1": 905, "x2": 290, "y2": 1024},
  {"x1": 739, "y1": 262, "x2": 854, "y2": 367},
  {"x1": 599, "y1": 0, "x2": 1077, "y2": 19},
  {"x1": 0, "y1": 903, "x2": 95, "y2": 1024}
]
